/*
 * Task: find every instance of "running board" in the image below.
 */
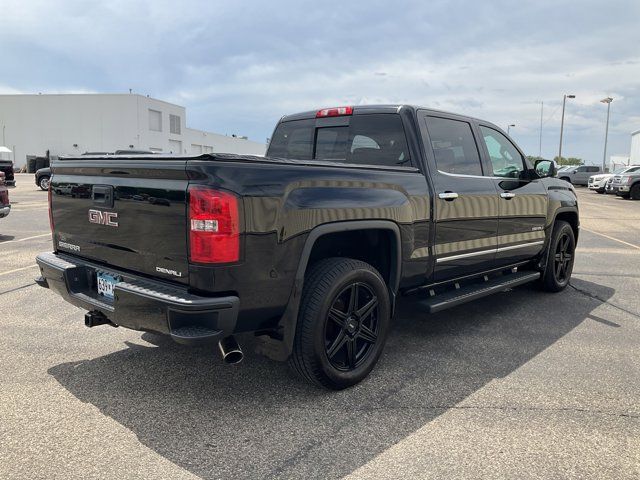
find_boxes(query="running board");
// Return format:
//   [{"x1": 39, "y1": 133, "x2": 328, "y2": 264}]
[{"x1": 418, "y1": 271, "x2": 541, "y2": 313}]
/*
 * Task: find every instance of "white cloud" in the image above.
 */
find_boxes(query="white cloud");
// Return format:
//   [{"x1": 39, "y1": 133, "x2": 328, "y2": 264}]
[{"x1": 1, "y1": 0, "x2": 639, "y2": 162}]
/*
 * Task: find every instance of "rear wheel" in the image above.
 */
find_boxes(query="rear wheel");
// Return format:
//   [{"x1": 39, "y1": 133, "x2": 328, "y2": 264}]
[
  {"x1": 541, "y1": 221, "x2": 575, "y2": 292},
  {"x1": 289, "y1": 257, "x2": 390, "y2": 389},
  {"x1": 630, "y1": 183, "x2": 640, "y2": 200}
]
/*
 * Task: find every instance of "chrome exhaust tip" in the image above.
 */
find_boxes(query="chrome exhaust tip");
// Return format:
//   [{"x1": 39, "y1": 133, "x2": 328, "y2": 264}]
[{"x1": 218, "y1": 336, "x2": 243, "y2": 365}]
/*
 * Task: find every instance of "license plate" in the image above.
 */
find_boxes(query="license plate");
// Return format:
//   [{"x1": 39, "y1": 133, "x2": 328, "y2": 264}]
[{"x1": 96, "y1": 272, "x2": 120, "y2": 300}]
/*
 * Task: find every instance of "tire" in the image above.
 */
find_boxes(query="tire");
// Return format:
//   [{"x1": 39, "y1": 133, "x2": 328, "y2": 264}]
[
  {"x1": 39, "y1": 176, "x2": 50, "y2": 191},
  {"x1": 630, "y1": 183, "x2": 640, "y2": 200},
  {"x1": 560, "y1": 177, "x2": 571, "y2": 183},
  {"x1": 289, "y1": 257, "x2": 391, "y2": 390},
  {"x1": 540, "y1": 220, "x2": 576, "y2": 292},
  {"x1": 596, "y1": 189, "x2": 604, "y2": 194}
]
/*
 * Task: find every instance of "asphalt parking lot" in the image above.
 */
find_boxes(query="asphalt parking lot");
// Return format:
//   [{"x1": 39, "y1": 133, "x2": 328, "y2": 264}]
[{"x1": 1, "y1": 173, "x2": 639, "y2": 479}]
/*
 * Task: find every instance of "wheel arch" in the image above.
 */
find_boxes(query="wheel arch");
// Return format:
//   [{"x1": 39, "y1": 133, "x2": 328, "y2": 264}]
[
  {"x1": 295, "y1": 220, "x2": 402, "y2": 294},
  {"x1": 257, "y1": 220, "x2": 402, "y2": 362}
]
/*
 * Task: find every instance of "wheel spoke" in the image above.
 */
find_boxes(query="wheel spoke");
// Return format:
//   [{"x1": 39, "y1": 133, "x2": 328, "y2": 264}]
[
  {"x1": 357, "y1": 325, "x2": 377, "y2": 344},
  {"x1": 346, "y1": 339, "x2": 356, "y2": 368},
  {"x1": 554, "y1": 253, "x2": 562, "y2": 261},
  {"x1": 347, "y1": 284, "x2": 358, "y2": 314},
  {"x1": 328, "y1": 308, "x2": 347, "y2": 328},
  {"x1": 327, "y1": 331, "x2": 348, "y2": 359},
  {"x1": 356, "y1": 296, "x2": 378, "y2": 320},
  {"x1": 555, "y1": 260, "x2": 563, "y2": 279}
]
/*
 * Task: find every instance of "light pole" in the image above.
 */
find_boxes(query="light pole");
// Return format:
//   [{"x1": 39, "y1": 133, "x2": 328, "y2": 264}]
[
  {"x1": 538, "y1": 101, "x2": 544, "y2": 157},
  {"x1": 600, "y1": 97, "x2": 613, "y2": 172},
  {"x1": 558, "y1": 94, "x2": 575, "y2": 162},
  {"x1": 507, "y1": 124, "x2": 515, "y2": 135}
]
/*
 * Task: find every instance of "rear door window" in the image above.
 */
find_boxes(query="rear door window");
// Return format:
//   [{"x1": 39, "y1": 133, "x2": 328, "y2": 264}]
[
  {"x1": 425, "y1": 116, "x2": 483, "y2": 176},
  {"x1": 267, "y1": 114, "x2": 412, "y2": 167}
]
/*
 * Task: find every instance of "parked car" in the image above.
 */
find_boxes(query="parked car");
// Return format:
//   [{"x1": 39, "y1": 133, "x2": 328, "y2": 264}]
[
  {"x1": 588, "y1": 166, "x2": 640, "y2": 193},
  {"x1": 558, "y1": 165, "x2": 602, "y2": 185},
  {"x1": 615, "y1": 170, "x2": 640, "y2": 200},
  {"x1": 36, "y1": 105, "x2": 579, "y2": 389},
  {"x1": 0, "y1": 172, "x2": 10, "y2": 218},
  {"x1": 35, "y1": 167, "x2": 51, "y2": 190},
  {"x1": 0, "y1": 159, "x2": 15, "y2": 187}
]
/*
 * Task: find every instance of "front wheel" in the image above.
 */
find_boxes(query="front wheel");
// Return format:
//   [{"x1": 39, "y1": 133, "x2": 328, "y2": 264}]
[
  {"x1": 39, "y1": 176, "x2": 50, "y2": 191},
  {"x1": 630, "y1": 184, "x2": 640, "y2": 200},
  {"x1": 289, "y1": 257, "x2": 391, "y2": 389},
  {"x1": 540, "y1": 221, "x2": 576, "y2": 292}
]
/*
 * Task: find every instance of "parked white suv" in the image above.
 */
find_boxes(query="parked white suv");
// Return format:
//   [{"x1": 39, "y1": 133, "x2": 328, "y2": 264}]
[
  {"x1": 559, "y1": 165, "x2": 602, "y2": 185},
  {"x1": 588, "y1": 165, "x2": 640, "y2": 193}
]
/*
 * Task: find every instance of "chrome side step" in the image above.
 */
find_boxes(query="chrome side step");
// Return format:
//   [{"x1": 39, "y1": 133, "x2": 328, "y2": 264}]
[{"x1": 417, "y1": 271, "x2": 541, "y2": 313}]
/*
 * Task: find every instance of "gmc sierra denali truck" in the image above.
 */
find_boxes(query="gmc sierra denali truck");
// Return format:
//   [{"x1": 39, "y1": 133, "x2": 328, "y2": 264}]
[{"x1": 36, "y1": 105, "x2": 579, "y2": 389}]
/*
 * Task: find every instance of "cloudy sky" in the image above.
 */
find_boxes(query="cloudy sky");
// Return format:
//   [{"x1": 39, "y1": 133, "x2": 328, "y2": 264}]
[{"x1": 2, "y1": 0, "x2": 639, "y2": 163}]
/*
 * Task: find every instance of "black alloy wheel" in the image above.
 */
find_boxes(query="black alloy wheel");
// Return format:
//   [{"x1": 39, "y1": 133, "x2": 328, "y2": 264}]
[
  {"x1": 289, "y1": 257, "x2": 391, "y2": 389},
  {"x1": 553, "y1": 232, "x2": 573, "y2": 283},
  {"x1": 324, "y1": 282, "x2": 379, "y2": 371},
  {"x1": 541, "y1": 220, "x2": 575, "y2": 292}
]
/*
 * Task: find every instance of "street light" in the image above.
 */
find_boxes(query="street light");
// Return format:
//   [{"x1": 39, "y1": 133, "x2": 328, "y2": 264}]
[
  {"x1": 558, "y1": 94, "x2": 576, "y2": 162},
  {"x1": 507, "y1": 124, "x2": 515, "y2": 135},
  {"x1": 600, "y1": 97, "x2": 613, "y2": 172}
]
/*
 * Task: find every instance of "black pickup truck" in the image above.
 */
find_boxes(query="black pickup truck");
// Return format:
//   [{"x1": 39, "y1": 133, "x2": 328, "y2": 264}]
[{"x1": 36, "y1": 105, "x2": 579, "y2": 389}]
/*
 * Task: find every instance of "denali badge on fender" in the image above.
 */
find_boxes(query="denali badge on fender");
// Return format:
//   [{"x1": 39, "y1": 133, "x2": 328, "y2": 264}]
[{"x1": 88, "y1": 209, "x2": 118, "y2": 227}]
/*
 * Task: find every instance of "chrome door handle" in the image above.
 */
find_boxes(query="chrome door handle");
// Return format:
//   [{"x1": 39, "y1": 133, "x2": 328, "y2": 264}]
[
  {"x1": 500, "y1": 192, "x2": 516, "y2": 199},
  {"x1": 438, "y1": 192, "x2": 459, "y2": 201}
]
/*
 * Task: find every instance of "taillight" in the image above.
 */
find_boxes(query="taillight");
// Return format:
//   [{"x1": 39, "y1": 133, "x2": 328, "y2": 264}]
[
  {"x1": 48, "y1": 185, "x2": 54, "y2": 233},
  {"x1": 316, "y1": 106, "x2": 353, "y2": 118},
  {"x1": 188, "y1": 186, "x2": 239, "y2": 263}
]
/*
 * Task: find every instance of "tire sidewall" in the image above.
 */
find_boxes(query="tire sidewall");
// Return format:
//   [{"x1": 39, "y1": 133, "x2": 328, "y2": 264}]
[
  {"x1": 307, "y1": 265, "x2": 390, "y2": 387},
  {"x1": 631, "y1": 184, "x2": 640, "y2": 200}
]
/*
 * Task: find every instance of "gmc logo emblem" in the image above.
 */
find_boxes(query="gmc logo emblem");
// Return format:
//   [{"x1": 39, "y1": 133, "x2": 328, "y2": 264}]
[{"x1": 88, "y1": 209, "x2": 119, "y2": 227}]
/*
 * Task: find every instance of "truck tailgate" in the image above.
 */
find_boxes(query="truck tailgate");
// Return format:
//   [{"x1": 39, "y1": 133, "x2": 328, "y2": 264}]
[{"x1": 50, "y1": 159, "x2": 190, "y2": 284}]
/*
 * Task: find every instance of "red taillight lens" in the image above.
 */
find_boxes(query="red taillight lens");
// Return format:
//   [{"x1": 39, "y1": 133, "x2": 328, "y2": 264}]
[
  {"x1": 188, "y1": 186, "x2": 239, "y2": 263},
  {"x1": 316, "y1": 106, "x2": 353, "y2": 118}
]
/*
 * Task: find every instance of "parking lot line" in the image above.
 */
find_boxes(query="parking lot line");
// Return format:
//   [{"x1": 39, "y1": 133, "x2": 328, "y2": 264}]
[
  {"x1": 1, "y1": 233, "x2": 51, "y2": 244},
  {"x1": 0, "y1": 265, "x2": 39, "y2": 277},
  {"x1": 581, "y1": 227, "x2": 640, "y2": 250}
]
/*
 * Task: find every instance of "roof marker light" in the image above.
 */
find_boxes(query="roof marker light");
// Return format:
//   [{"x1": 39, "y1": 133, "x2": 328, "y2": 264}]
[{"x1": 316, "y1": 106, "x2": 353, "y2": 118}]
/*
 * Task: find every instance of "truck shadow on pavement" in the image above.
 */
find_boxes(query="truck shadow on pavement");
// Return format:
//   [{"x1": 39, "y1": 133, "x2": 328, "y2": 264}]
[{"x1": 49, "y1": 279, "x2": 612, "y2": 480}]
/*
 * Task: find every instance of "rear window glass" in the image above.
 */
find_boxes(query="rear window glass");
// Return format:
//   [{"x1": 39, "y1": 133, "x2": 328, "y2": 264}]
[
  {"x1": 425, "y1": 116, "x2": 483, "y2": 176},
  {"x1": 267, "y1": 114, "x2": 412, "y2": 167}
]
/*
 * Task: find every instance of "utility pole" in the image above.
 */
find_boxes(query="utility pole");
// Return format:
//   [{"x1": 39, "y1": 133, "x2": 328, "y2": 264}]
[
  {"x1": 558, "y1": 94, "x2": 575, "y2": 162},
  {"x1": 538, "y1": 101, "x2": 543, "y2": 158},
  {"x1": 600, "y1": 97, "x2": 613, "y2": 172}
]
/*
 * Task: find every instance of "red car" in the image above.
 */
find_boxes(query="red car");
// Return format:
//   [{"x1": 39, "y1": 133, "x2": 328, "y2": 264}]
[{"x1": 0, "y1": 172, "x2": 10, "y2": 218}]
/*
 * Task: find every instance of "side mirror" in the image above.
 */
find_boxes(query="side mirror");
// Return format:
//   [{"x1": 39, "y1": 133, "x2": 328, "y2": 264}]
[{"x1": 534, "y1": 159, "x2": 556, "y2": 178}]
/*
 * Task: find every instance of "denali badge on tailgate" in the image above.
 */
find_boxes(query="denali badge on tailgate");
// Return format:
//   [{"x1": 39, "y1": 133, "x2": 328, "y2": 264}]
[{"x1": 88, "y1": 209, "x2": 118, "y2": 227}]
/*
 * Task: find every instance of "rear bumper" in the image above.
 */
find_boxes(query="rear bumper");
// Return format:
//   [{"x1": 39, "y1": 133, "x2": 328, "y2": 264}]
[
  {"x1": 0, "y1": 205, "x2": 9, "y2": 218},
  {"x1": 35, "y1": 252, "x2": 239, "y2": 345}
]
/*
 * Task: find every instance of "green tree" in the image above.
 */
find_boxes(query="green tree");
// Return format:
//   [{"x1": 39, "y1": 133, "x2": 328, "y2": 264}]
[{"x1": 553, "y1": 156, "x2": 582, "y2": 166}]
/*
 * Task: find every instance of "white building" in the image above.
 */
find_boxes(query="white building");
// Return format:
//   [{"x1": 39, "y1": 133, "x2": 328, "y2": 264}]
[
  {"x1": 631, "y1": 129, "x2": 640, "y2": 165},
  {"x1": 0, "y1": 93, "x2": 265, "y2": 167}
]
